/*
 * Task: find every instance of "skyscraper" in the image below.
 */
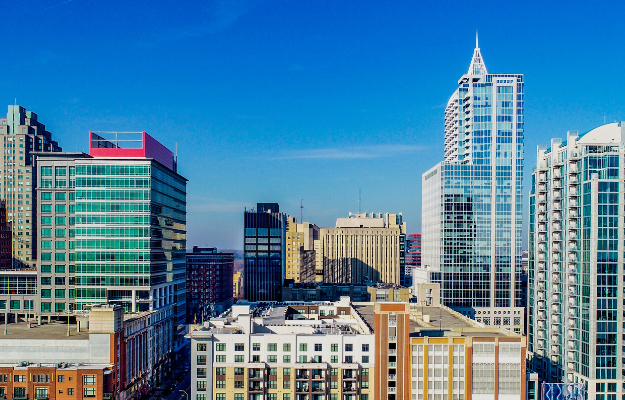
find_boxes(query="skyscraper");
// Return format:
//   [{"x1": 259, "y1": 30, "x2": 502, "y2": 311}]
[
  {"x1": 244, "y1": 203, "x2": 288, "y2": 302},
  {"x1": 0, "y1": 105, "x2": 62, "y2": 268},
  {"x1": 421, "y1": 35, "x2": 525, "y2": 333},
  {"x1": 529, "y1": 123, "x2": 625, "y2": 397}
]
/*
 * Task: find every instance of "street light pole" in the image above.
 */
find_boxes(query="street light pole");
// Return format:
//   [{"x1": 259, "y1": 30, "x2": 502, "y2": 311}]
[{"x1": 178, "y1": 389, "x2": 189, "y2": 400}]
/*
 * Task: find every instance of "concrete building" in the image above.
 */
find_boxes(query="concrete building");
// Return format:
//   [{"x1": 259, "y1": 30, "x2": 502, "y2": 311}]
[
  {"x1": 0, "y1": 304, "x2": 173, "y2": 400},
  {"x1": 188, "y1": 297, "x2": 375, "y2": 400},
  {"x1": 528, "y1": 122, "x2": 625, "y2": 397},
  {"x1": 319, "y1": 212, "x2": 406, "y2": 285},
  {"x1": 282, "y1": 283, "x2": 371, "y2": 302},
  {"x1": 0, "y1": 201, "x2": 11, "y2": 269},
  {"x1": 0, "y1": 105, "x2": 62, "y2": 268},
  {"x1": 244, "y1": 203, "x2": 290, "y2": 302},
  {"x1": 186, "y1": 247, "x2": 234, "y2": 322},
  {"x1": 188, "y1": 299, "x2": 526, "y2": 400},
  {"x1": 421, "y1": 35, "x2": 525, "y2": 333},
  {"x1": 233, "y1": 271, "x2": 242, "y2": 299},
  {"x1": 285, "y1": 220, "x2": 319, "y2": 284},
  {"x1": 405, "y1": 233, "x2": 422, "y2": 285}
]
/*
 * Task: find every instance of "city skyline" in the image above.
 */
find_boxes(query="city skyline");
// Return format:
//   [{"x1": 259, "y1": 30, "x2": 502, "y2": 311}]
[{"x1": 2, "y1": 1, "x2": 625, "y2": 249}]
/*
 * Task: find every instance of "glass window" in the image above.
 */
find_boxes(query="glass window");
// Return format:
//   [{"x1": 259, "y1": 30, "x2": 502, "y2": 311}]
[
  {"x1": 55, "y1": 216, "x2": 66, "y2": 225},
  {"x1": 41, "y1": 204, "x2": 52, "y2": 212},
  {"x1": 55, "y1": 192, "x2": 66, "y2": 201},
  {"x1": 41, "y1": 228, "x2": 51, "y2": 237},
  {"x1": 83, "y1": 388, "x2": 96, "y2": 398},
  {"x1": 55, "y1": 241, "x2": 65, "y2": 250},
  {"x1": 41, "y1": 264, "x2": 51, "y2": 273},
  {"x1": 41, "y1": 192, "x2": 52, "y2": 200},
  {"x1": 55, "y1": 204, "x2": 66, "y2": 213}
]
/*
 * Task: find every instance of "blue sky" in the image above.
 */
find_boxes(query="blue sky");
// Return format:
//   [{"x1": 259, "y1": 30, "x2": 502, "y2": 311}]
[{"x1": 2, "y1": 0, "x2": 624, "y2": 249}]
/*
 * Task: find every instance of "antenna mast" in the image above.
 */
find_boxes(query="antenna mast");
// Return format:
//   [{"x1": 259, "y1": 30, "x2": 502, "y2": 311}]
[
  {"x1": 358, "y1": 189, "x2": 361, "y2": 214},
  {"x1": 300, "y1": 199, "x2": 304, "y2": 223}
]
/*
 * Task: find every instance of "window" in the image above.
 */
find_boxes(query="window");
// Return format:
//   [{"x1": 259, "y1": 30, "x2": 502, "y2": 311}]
[
  {"x1": 234, "y1": 368, "x2": 244, "y2": 375},
  {"x1": 197, "y1": 368, "x2": 207, "y2": 378},
  {"x1": 267, "y1": 395, "x2": 277, "y2": 400},
  {"x1": 41, "y1": 229, "x2": 51, "y2": 237},
  {"x1": 196, "y1": 381, "x2": 206, "y2": 391},
  {"x1": 55, "y1": 289, "x2": 65, "y2": 299},
  {"x1": 314, "y1": 343, "x2": 322, "y2": 352},
  {"x1": 14, "y1": 388, "x2": 26, "y2": 399},
  {"x1": 234, "y1": 381, "x2": 244, "y2": 389},
  {"x1": 55, "y1": 241, "x2": 65, "y2": 249},
  {"x1": 35, "y1": 388, "x2": 48, "y2": 399},
  {"x1": 252, "y1": 355, "x2": 260, "y2": 362},
  {"x1": 83, "y1": 388, "x2": 96, "y2": 398},
  {"x1": 41, "y1": 192, "x2": 52, "y2": 200},
  {"x1": 234, "y1": 343, "x2": 245, "y2": 352},
  {"x1": 55, "y1": 216, "x2": 66, "y2": 225},
  {"x1": 331, "y1": 356, "x2": 338, "y2": 363},
  {"x1": 83, "y1": 375, "x2": 96, "y2": 385},
  {"x1": 283, "y1": 355, "x2": 291, "y2": 363},
  {"x1": 299, "y1": 343, "x2": 307, "y2": 351},
  {"x1": 362, "y1": 356, "x2": 369, "y2": 363},
  {"x1": 215, "y1": 395, "x2": 224, "y2": 400},
  {"x1": 268, "y1": 355, "x2": 277, "y2": 363},
  {"x1": 345, "y1": 356, "x2": 353, "y2": 363},
  {"x1": 345, "y1": 344, "x2": 353, "y2": 352},
  {"x1": 268, "y1": 343, "x2": 277, "y2": 351},
  {"x1": 197, "y1": 343, "x2": 207, "y2": 351},
  {"x1": 253, "y1": 343, "x2": 261, "y2": 351},
  {"x1": 361, "y1": 381, "x2": 369, "y2": 389},
  {"x1": 41, "y1": 264, "x2": 51, "y2": 273},
  {"x1": 55, "y1": 192, "x2": 66, "y2": 201},
  {"x1": 215, "y1": 381, "x2": 225, "y2": 389},
  {"x1": 196, "y1": 355, "x2": 206, "y2": 365},
  {"x1": 362, "y1": 344, "x2": 369, "y2": 352},
  {"x1": 331, "y1": 343, "x2": 338, "y2": 352},
  {"x1": 361, "y1": 368, "x2": 369, "y2": 376},
  {"x1": 234, "y1": 395, "x2": 244, "y2": 400},
  {"x1": 283, "y1": 343, "x2": 291, "y2": 352},
  {"x1": 216, "y1": 368, "x2": 226, "y2": 376},
  {"x1": 360, "y1": 395, "x2": 369, "y2": 400},
  {"x1": 330, "y1": 381, "x2": 338, "y2": 389},
  {"x1": 215, "y1": 355, "x2": 226, "y2": 363},
  {"x1": 216, "y1": 343, "x2": 226, "y2": 351},
  {"x1": 41, "y1": 216, "x2": 51, "y2": 225},
  {"x1": 234, "y1": 355, "x2": 244, "y2": 363},
  {"x1": 55, "y1": 204, "x2": 66, "y2": 213},
  {"x1": 283, "y1": 395, "x2": 291, "y2": 400},
  {"x1": 298, "y1": 356, "x2": 307, "y2": 363},
  {"x1": 41, "y1": 289, "x2": 52, "y2": 299},
  {"x1": 58, "y1": 375, "x2": 65, "y2": 383},
  {"x1": 331, "y1": 368, "x2": 338, "y2": 376},
  {"x1": 268, "y1": 381, "x2": 277, "y2": 389},
  {"x1": 67, "y1": 389, "x2": 74, "y2": 396},
  {"x1": 197, "y1": 395, "x2": 207, "y2": 400}
]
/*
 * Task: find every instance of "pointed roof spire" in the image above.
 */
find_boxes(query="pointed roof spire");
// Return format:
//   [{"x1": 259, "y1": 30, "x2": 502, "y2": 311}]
[{"x1": 468, "y1": 29, "x2": 488, "y2": 75}]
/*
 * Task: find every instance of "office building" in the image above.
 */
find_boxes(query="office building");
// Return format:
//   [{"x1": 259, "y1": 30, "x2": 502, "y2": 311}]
[
  {"x1": 404, "y1": 233, "x2": 422, "y2": 287},
  {"x1": 244, "y1": 203, "x2": 289, "y2": 302},
  {"x1": 0, "y1": 201, "x2": 11, "y2": 269},
  {"x1": 0, "y1": 304, "x2": 173, "y2": 400},
  {"x1": 233, "y1": 271, "x2": 242, "y2": 299},
  {"x1": 29, "y1": 132, "x2": 187, "y2": 328},
  {"x1": 285, "y1": 220, "x2": 319, "y2": 284},
  {"x1": 421, "y1": 35, "x2": 525, "y2": 333},
  {"x1": 282, "y1": 283, "x2": 371, "y2": 302},
  {"x1": 0, "y1": 105, "x2": 62, "y2": 268},
  {"x1": 529, "y1": 122, "x2": 625, "y2": 397},
  {"x1": 188, "y1": 299, "x2": 526, "y2": 400},
  {"x1": 319, "y1": 212, "x2": 406, "y2": 285},
  {"x1": 186, "y1": 246, "x2": 234, "y2": 322}
]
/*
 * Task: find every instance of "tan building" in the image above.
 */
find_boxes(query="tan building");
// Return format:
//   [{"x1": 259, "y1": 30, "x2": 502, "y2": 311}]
[
  {"x1": 318, "y1": 213, "x2": 406, "y2": 285},
  {"x1": 233, "y1": 271, "x2": 242, "y2": 298},
  {"x1": 285, "y1": 219, "x2": 319, "y2": 284},
  {"x1": 0, "y1": 105, "x2": 62, "y2": 268}
]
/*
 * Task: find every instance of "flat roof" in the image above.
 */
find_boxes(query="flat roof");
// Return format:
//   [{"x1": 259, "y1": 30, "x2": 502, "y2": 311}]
[{"x1": 0, "y1": 322, "x2": 88, "y2": 340}]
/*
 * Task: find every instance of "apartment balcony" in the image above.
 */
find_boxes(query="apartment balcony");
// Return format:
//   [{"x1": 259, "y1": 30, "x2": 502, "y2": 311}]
[
  {"x1": 551, "y1": 344, "x2": 560, "y2": 353},
  {"x1": 342, "y1": 384, "x2": 357, "y2": 393},
  {"x1": 388, "y1": 349, "x2": 397, "y2": 355},
  {"x1": 538, "y1": 196, "x2": 547, "y2": 204},
  {"x1": 388, "y1": 387, "x2": 397, "y2": 394},
  {"x1": 537, "y1": 300, "x2": 546, "y2": 310},
  {"x1": 388, "y1": 374, "x2": 397, "y2": 380},
  {"x1": 552, "y1": 222, "x2": 562, "y2": 231},
  {"x1": 568, "y1": 164, "x2": 579, "y2": 173},
  {"x1": 538, "y1": 184, "x2": 547, "y2": 192},
  {"x1": 568, "y1": 275, "x2": 577, "y2": 285},
  {"x1": 553, "y1": 181, "x2": 562, "y2": 189},
  {"x1": 388, "y1": 361, "x2": 397, "y2": 368},
  {"x1": 539, "y1": 173, "x2": 547, "y2": 182},
  {"x1": 551, "y1": 304, "x2": 561, "y2": 314},
  {"x1": 553, "y1": 233, "x2": 562, "y2": 241},
  {"x1": 537, "y1": 311, "x2": 547, "y2": 320},
  {"x1": 538, "y1": 234, "x2": 547, "y2": 242},
  {"x1": 551, "y1": 315, "x2": 561, "y2": 325},
  {"x1": 567, "y1": 340, "x2": 576, "y2": 350},
  {"x1": 537, "y1": 262, "x2": 546, "y2": 271},
  {"x1": 388, "y1": 336, "x2": 397, "y2": 342},
  {"x1": 553, "y1": 201, "x2": 562, "y2": 210},
  {"x1": 537, "y1": 272, "x2": 545, "y2": 281}
]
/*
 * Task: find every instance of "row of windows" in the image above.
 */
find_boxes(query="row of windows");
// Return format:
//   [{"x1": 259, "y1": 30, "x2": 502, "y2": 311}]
[
  {"x1": 75, "y1": 165, "x2": 150, "y2": 176},
  {"x1": 213, "y1": 343, "x2": 370, "y2": 352},
  {"x1": 200, "y1": 395, "x2": 369, "y2": 400}
]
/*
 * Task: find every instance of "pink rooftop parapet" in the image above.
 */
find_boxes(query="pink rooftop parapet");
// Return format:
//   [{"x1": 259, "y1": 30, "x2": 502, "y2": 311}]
[{"x1": 89, "y1": 131, "x2": 176, "y2": 172}]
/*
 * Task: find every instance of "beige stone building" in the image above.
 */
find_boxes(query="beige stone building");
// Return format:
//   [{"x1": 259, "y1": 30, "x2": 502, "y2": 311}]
[
  {"x1": 0, "y1": 105, "x2": 62, "y2": 268},
  {"x1": 285, "y1": 218, "x2": 319, "y2": 283},
  {"x1": 318, "y1": 213, "x2": 406, "y2": 285}
]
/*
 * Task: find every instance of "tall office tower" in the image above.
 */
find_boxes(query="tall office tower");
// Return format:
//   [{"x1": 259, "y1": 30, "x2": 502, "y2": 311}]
[
  {"x1": 244, "y1": 203, "x2": 289, "y2": 302},
  {"x1": 529, "y1": 123, "x2": 625, "y2": 397},
  {"x1": 319, "y1": 212, "x2": 406, "y2": 285},
  {"x1": 186, "y1": 246, "x2": 234, "y2": 322},
  {"x1": 421, "y1": 35, "x2": 525, "y2": 333},
  {"x1": 34, "y1": 132, "x2": 187, "y2": 331},
  {"x1": 0, "y1": 105, "x2": 62, "y2": 268},
  {"x1": 285, "y1": 220, "x2": 319, "y2": 284},
  {"x1": 0, "y1": 201, "x2": 12, "y2": 269}
]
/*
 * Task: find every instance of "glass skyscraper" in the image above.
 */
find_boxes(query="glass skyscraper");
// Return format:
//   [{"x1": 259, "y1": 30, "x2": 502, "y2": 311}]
[
  {"x1": 420, "y1": 35, "x2": 525, "y2": 333},
  {"x1": 529, "y1": 122, "x2": 625, "y2": 398},
  {"x1": 244, "y1": 203, "x2": 288, "y2": 302}
]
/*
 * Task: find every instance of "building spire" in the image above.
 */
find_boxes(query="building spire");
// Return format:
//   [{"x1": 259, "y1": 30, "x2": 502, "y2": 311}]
[{"x1": 468, "y1": 29, "x2": 487, "y2": 75}]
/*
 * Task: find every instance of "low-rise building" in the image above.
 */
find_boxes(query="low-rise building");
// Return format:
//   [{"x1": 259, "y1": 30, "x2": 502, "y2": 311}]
[
  {"x1": 188, "y1": 299, "x2": 526, "y2": 400},
  {"x1": 0, "y1": 305, "x2": 173, "y2": 400}
]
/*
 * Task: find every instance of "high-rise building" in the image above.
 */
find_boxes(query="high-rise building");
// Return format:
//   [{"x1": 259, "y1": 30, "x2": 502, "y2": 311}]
[
  {"x1": 529, "y1": 122, "x2": 625, "y2": 397},
  {"x1": 243, "y1": 203, "x2": 289, "y2": 302},
  {"x1": 0, "y1": 201, "x2": 12, "y2": 269},
  {"x1": 421, "y1": 35, "x2": 525, "y2": 333},
  {"x1": 285, "y1": 220, "x2": 319, "y2": 284},
  {"x1": 319, "y1": 212, "x2": 406, "y2": 285},
  {"x1": 186, "y1": 246, "x2": 234, "y2": 322},
  {"x1": 0, "y1": 105, "x2": 62, "y2": 268}
]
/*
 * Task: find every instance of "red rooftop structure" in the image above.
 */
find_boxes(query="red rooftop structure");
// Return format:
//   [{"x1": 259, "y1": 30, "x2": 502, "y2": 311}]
[{"x1": 89, "y1": 131, "x2": 176, "y2": 171}]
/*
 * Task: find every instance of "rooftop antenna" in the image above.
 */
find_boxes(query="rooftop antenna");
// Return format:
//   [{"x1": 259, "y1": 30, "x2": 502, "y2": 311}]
[
  {"x1": 300, "y1": 199, "x2": 304, "y2": 223},
  {"x1": 358, "y1": 189, "x2": 361, "y2": 214},
  {"x1": 476, "y1": 28, "x2": 479, "y2": 48}
]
